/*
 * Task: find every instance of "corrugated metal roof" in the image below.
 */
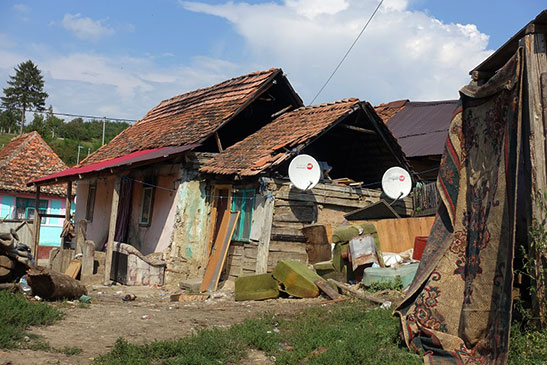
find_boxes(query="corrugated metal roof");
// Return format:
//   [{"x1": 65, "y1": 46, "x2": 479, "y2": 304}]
[
  {"x1": 30, "y1": 144, "x2": 199, "y2": 186},
  {"x1": 385, "y1": 100, "x2": 458, "y2": 157}
]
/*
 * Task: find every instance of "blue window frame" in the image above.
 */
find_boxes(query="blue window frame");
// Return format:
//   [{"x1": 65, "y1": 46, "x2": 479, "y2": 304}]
[{"x1": 231, "y1": 189, "x2": 255, "y2": 242}]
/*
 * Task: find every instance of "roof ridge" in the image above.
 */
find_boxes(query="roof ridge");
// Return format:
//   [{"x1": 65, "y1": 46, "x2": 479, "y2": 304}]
[
  {"x1": 153, "y1": 68, "x2": 279, "y2": 109},
  {"x1": 0, "y1": 132, "x2": 37, "y2": 170}
]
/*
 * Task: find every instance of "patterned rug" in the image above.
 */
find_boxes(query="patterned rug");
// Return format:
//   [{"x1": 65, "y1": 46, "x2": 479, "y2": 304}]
[{"x1": 396, "y1": 48, "x2": 524, "y2": 364}]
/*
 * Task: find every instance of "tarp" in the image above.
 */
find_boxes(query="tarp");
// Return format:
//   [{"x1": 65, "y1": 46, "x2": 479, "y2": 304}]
[
  {"x1": 28, "y1": 144, "x2": 199, "y2": 185},
  {"x1": 396, "y1": 48, "x2": 524, "y2": 364}
]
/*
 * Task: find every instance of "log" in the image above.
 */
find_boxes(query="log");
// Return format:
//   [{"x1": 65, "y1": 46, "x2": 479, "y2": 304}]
[
  {"x1": 327, "y1": 278, "x2": 386, "y2": 305},
  {"x1": 0, "y1": 283, "x2": 17, "y2": 291},
  {"x1": 27, "y1": 266, "x2": 87, "y2": 300},
  {"x1": 314, "y1": 279, "x2": 342, "y2": 300}
]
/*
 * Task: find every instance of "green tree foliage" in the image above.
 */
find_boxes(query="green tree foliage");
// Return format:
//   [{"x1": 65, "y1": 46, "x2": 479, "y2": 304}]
[
  {"x1": 1, "y1": 60, "x2": 48, "y2": 135},
  {"x1": 21, "y1": 113, "x2": 131, "y2": 166},
  {"x1": 0, "y1": 109, "x2": 18, "y2": 134}
]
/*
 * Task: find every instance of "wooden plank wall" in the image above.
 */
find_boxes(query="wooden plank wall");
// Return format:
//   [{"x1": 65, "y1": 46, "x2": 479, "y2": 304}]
[
  {"x1": 223, "y1": 179, "x2": 417, "y2": 278},
  {"x1": 265, "y1": 179, "x2": 414, "y2": 272},
  {"x1": 353, "y1": 216, "x2": 435, "y2": 253}
]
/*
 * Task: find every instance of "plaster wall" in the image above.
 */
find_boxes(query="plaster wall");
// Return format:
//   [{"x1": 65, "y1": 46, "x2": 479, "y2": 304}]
[
  {"x1": 74, "y1": 178, "x2": 114, "y2": 250},
  {"x1": 127, "y1": 174, "x2": 179, "y2": 255}
]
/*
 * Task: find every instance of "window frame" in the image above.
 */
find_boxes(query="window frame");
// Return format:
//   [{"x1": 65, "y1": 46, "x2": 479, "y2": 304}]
[
  {"x1": 14, "y1": 197, "x2": 48, "y2": 223},
  {"x1": 231, "y1": 189, "x2": 255, "y2": 242},
  {"x1": 139, "y1": 185, "x2": 155, "y2": 226},
  {"x1": 85, "y1": 183, "x2": 97, "y2": 222}
]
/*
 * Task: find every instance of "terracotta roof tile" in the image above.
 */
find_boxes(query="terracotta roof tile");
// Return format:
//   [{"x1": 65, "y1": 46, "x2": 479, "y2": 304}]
[
  {"x1": 374, "y1": 99, "x2": 408, "y2": 123},
  {"x1": 0, "y1": 132, "x2": 68, "y2": 196},
  {"x1": 81, "y1": 68, "x2": 281, "y2": 166},
  {"x1": 200, "y1": 98, "x2": 361, "y2": 176}
]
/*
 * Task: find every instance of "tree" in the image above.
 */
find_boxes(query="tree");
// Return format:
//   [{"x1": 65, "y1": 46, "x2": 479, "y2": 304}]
[
  {"x1": 0, "y1": 109, "x2": 18, "y2": 134},
  {"x1": 1, "y1": 60, "x2": 48, "y2": 135},
  {"x1": 44, "y1": 106, "x2": 64, "y2": 138}
]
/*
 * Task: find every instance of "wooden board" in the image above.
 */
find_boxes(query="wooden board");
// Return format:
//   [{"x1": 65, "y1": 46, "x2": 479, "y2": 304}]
[
  {"x1": 64, "y1": 258, "x2": 82, "y2": 279},
  {"x1": 353, "y1": 217, "x2": 435, "y2": 253},
  {"x1": 200, "y1": 211, "x2": 240, "y2": 292}
]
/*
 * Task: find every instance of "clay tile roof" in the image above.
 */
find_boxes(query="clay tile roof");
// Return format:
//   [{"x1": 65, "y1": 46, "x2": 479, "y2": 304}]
[
  {"x1": 0, "y1": 132, "x2": 68, "y2": 196},
  {"x1": 200, "y1": 98, "x2": 360, "y2": 176},
  {"x1": 81, "y1": 68, "x2": 282, "y2": 166},
  {"x1": 374, "y1": 99, "x2": 408, "y2": 123}
]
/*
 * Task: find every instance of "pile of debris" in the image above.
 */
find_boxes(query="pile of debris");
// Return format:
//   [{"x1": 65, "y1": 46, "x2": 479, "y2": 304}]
[{"x1": 0, "y1": 228, "x2": 34, "y2": 283}]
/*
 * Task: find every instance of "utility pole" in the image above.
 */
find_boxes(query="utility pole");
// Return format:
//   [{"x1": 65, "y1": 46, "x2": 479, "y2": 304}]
[
  {"x1": 77, "y1": 145, "x2": 83, "y2": 164},
  {"x1": 102, "y1": 119, "x2": 106, "y2": 145}
]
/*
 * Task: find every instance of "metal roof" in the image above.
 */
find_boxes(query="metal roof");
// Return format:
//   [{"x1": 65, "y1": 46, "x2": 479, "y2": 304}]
[{"x1": 385, "y1": 100, "x2": 458, "y2": 157}]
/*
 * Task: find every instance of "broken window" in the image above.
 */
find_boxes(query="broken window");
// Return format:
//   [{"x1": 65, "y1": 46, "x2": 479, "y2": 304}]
[
  {"x1": 139, "y1": 186, "x2": 154, "y2": 226},
  {"x1": 86, "y1": 183, "x2": 96, "y2": 222},
  {"x1": 231, "y1": 189, "x2": 255, "y2": 242}
]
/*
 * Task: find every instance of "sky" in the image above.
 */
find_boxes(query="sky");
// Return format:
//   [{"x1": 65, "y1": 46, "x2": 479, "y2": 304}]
[{"x1": 0, "y1": 0, "x2": 545, "y2": 122}]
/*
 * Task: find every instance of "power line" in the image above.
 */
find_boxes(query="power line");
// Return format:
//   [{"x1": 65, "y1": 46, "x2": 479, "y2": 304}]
[
  {"x1": 0, "y1": 106, "x2": 138, "y2": 122},
  {"x1": 309, "y1": 0, "x2": 384, "y2": 105}
]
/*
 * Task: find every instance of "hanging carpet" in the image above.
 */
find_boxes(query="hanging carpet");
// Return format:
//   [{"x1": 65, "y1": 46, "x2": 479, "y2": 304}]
[{"x1": 396, "y1": 47, "x2": 524, "y2": 364}]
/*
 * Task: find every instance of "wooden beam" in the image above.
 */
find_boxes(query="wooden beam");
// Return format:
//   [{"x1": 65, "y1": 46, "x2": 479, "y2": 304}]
[
  {"x1": 522, "y1": 31, "x2": 547, "y2": 326},
  {"x1": 270, "y1": 105, "x2": 292, "y2": 119},
  {"x1": 63, "y1": 182, "x2": 72, "y2": 249},
  {"x1": 340, "y1": 124, "x2": 376, "y2": 135},
  {"x1": 104, "y1": 176, "x2": 121, "y2": 284},
  {"x1": 214, "y1": 131, "x2": 223, "y2": 152},
  {"x1": 255, "y1": 196, "x2": 274, "y2": 274},
  {"x1": 32, "y1": 186, "x2": 41, "y2": 259}
]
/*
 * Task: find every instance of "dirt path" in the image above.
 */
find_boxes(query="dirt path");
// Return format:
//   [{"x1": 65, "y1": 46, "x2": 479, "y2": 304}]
[{"x1": 1, "y1": 284, "x2": 324, "y2": 365}]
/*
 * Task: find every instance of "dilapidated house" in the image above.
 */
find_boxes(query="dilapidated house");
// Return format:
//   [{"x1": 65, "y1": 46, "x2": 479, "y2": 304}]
[
  {"x1": 30, "y1": 68, "x2": 303, "y2": 284},
  {"x1": 200, "y1": 98, "x2": 413, "y2": 279}
]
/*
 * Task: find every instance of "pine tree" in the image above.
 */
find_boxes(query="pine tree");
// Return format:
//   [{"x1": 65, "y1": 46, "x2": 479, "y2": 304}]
[{"x1": 1, "y1": 60, "x2": 48, "y2": 135}]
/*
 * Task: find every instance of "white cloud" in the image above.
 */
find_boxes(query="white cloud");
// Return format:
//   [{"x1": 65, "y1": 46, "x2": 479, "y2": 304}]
[
  {"x1": 62, "y1": 13, "x2": 115, "y2": 42},
  {"x1": 13, "y1": 3, "x2": 30, "y2": 12},
  {"x1": 182, "y1": 0, "x2": 493, "y2": 104}
]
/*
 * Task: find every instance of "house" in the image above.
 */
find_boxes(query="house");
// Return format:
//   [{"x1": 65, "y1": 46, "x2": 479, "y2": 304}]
[
  {"x1": 0, "y1": 132, "x2": 71, "y2": 260},
  {"x1": 29, "y1": 68, "x2": 303, "y2": 284},
  {"x1": 200, "y1": 98, "x2": 414, "y2": 279},
  {"x1": 375, "y1": 99, "x2": 458, "y2": 181}
]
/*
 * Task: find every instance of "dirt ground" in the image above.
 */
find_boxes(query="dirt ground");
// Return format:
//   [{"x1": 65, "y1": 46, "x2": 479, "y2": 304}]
[{"x1": 0, "y1": 282, "x2": 327, "y2": 365}]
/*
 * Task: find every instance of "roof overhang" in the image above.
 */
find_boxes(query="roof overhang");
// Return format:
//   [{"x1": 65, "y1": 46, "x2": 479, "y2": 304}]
[
  {"x1": 471, "y1": 10, "x2": 547, "y2": 78},
  {"x1": 28, "y1": 143, "x2": 200, "y2": 186}
]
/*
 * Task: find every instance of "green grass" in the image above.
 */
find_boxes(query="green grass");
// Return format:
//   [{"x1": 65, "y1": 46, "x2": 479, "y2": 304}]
[
  {"x1": 0, "y1": 291, "x2": 64, "y2": 349},
  {"x1": 508, "y1": 324, "x2": 547, "y2": 364},
  {"x1": 0, "y1": 132, "x2": 16, "y2": 147},
  {"x1": 94, "y1": 302, "x2": 421, "y2": 365}
]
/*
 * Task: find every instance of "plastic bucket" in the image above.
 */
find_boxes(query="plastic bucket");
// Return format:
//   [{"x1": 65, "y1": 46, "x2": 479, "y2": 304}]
[{"x1": 413, "y1": 236, "x2": 428, "y2": 260}]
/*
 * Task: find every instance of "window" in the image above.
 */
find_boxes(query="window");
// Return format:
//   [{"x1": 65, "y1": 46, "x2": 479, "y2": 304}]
[
  {"x1": 231, "y1": 189, "x2": 255, "y2": 242},
  {"x1": 14, "y1": 198, "x2": 48, "y2": 223},
  {"x1": 86, "y1": 183, "x2": 96, "y2": 222},
  {"x1": 139, "y1": 186, "x2": 154, "y2": 225}
]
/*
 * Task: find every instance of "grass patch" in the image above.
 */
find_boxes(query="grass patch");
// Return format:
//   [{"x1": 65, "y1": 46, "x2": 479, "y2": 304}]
[
  {"x1": 94, "y1": 301, "x2": 420, "y2": 364},
  {"x1": 508, "y1": 324, "x2": 547, "y2": 364},
  {"x1": 0, "y1": 291, "x2": 64, "y2": 349},
  {"x1": 363, "y1": 278, "x2": 403, "y2": 293}
]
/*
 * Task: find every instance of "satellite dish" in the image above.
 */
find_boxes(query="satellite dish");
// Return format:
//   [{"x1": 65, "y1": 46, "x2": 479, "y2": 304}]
[
  {"x1": 382, "y1": 167, "x2": 412, "y2": 200},
  {"x1": 288, "y1": 154, "x2": 321, "y2": 191}
]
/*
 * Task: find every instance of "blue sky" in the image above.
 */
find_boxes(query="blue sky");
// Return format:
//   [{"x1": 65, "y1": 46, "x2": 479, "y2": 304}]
[{"x1": 0, "y1": 1, "x2": 545, "y2": 122}]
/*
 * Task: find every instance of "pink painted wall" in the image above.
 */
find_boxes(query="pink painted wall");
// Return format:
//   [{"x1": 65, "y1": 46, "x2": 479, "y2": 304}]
[
  {"x1": 74, "y1": 177, "x2": 114, "y2": 250},
  {"x1": 126, "y1": 174, "x2": 179, "y2": 255}
]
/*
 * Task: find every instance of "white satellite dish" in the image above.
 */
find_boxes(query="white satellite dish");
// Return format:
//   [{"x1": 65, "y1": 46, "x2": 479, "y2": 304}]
[
  {"x1": 288, "y1": 154, "x2": 321, "y2": 191},
  {"x1": 382, "y1": 167, "x2": 412, "y2": 200}
]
